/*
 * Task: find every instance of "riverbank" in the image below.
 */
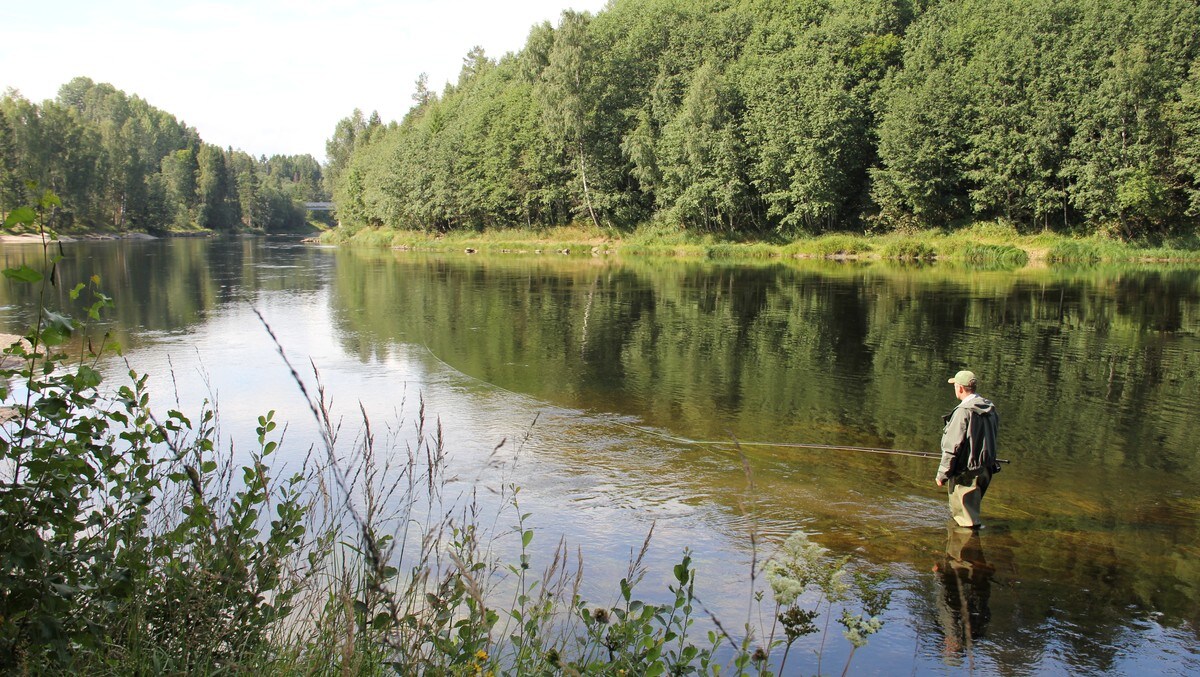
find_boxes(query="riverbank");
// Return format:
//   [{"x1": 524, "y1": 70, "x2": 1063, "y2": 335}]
[
  {"x1": 0, "y1": 231, "x2": 161, "y2": 244},
  {"x1": 0, "y1": 228, "x2": 312, "y2": 244},
  {"x1": 320, "y1": 222, "x2": 1200, "y2": 265}
]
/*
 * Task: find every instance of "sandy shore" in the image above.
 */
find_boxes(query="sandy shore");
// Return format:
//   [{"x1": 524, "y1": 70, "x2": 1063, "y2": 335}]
[
  {"x1": 1, "y1": 334, "x2": 32, "y2": 418},
  {"x1": 1, "y1": 333, "x2": 32, "y2": 368},
  {"x1": 0, "y1": 232, "x2": 159, "y2": 244},
  {"x1": 0, "y1": 233, "x2": 65, "y2": 244}
]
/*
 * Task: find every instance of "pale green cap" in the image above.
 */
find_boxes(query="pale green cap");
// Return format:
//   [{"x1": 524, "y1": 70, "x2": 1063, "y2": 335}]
[{"x1": 947, "y1": 370, "x2": 978, "y2": 387}]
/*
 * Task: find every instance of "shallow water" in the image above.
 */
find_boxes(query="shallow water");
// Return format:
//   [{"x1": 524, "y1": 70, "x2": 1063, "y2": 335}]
[{"x1": 2, "y1": 238, "x2": 1197, "y2": 674}]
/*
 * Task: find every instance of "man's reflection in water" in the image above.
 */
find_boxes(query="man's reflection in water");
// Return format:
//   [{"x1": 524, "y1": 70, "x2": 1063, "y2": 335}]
[{"x1": 933, "y1": 524, "x2": 995, "y2": 667}]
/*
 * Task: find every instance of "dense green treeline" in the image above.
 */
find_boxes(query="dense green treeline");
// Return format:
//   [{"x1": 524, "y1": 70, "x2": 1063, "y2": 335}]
[
  {"x1": 0, "y1": 77, "x2": 327, "y2": 234},
  {"x1": 329, "y1": 0, "x2": 1200, "y2": 239}
]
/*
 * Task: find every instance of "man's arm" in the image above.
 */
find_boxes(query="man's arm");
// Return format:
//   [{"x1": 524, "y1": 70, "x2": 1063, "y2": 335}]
[{"x1": 936, "y1": 407, "x2": 967, "y2": 485}]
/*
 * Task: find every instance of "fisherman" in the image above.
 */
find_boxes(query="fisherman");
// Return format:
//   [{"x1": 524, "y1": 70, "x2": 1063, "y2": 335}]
[{"x1": 935, "y1": 370, "x2": 1000, "y2": 528}]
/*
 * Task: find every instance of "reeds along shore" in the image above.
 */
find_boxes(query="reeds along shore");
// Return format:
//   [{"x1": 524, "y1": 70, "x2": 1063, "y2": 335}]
[{"x1": 321, "y1": 221, "x2": 1200, "y2": 266}]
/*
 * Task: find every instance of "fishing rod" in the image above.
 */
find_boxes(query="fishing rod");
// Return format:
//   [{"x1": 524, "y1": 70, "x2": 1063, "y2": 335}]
[
  {"x1": 416, "y1": 344, "x2": 1013, "y2": 465},
  {"x1": 612, "y1": 420, "x2": 1012, "y2": 464}
]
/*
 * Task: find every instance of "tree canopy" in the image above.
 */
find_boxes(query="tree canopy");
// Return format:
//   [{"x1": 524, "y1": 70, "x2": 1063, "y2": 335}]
[
  {"x1": 327, "y1": 0, "x2": 1200, "y2": 239},
  {"x1": 1, "y1": 77, "x2": 328, "y2": 233},
  {"x1": 5, "y1": 0, "x2": 1199, "y2": 240}
]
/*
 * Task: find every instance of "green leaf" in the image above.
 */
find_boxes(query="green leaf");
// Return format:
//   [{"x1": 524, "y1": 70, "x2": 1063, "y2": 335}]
[
  {"x1": 75, "y1": 365, "x2": 102, "y2": 389},
  {"x1": 3, "y1": 265, "x2": 43, "y2": 283},
  {"x1": 39, "y1": 325, "x2": 68, "y2": 347},
  {"x1": 43, "y1": 309, "x2": 74, "y2": 334},
  {"x1": 674, "y1": 560, "x2": 689, "y2": 585},
  {"x1": 4, "y1": 206, "x2": 36, "y2": 228},
  {"x1": 50, "y1": 582, "x2": 78, "y2": 597}
]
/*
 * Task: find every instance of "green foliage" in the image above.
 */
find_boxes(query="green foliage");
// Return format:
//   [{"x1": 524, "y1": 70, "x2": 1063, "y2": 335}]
[
  {"x1": 658, "y1": 63, "x2": 751, "y2": 232},
  {"x1": 325, "y1": 0, "x2": 917, "y2": 235},
  {"x1": 0, "y1": 110, "x2": 23, "y2": 221},
  {"x1": 319, "y1": 0, "x2": 1199, "y2": 241},
  {"x1": 1173, "y1": 61, "x2": 1200, "y2": 215},
  {"x1": 880, "y1": 237, "x2": 937, "y2": 259},
  {"x1": 1045, "y1": 238, "x2": 1109, "y2": 263},
  {"x1": 706, "y1": 242, "x2": 777, "y2": 259},
  {"x1": 959, "y1": 242, "x2": 1029, "y2": 266},
  {"x1": 797, "y1": 234, "x2": 875, "y2": 257},
  {"x1": 764, "y1": 532, "x2": 891, "y2": 675},
  {"x1": 874, "y1": 0, "x2": 1200, "y2": 236},
  {"x1": 1, "y1": 197, "x2": 309, "y2": 671},
  {"x1": 738, "y1": 0, "x2": 908, "y2": 234},
  {"x1": 577, "y1": 553, "x2": 709, "y2": 674},
  {"x1": 0, "y1": 79, "x2": 326, "y2": 234}
]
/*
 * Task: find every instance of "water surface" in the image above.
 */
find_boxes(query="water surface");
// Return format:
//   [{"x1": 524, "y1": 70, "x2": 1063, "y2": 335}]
[{"x1": 2, "y1": 238, "x2": 1197, "y2": 674}]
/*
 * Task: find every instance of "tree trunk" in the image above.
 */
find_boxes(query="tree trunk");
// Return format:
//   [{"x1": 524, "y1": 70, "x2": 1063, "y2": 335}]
[{"x1": 577, "y1": 142, "x2": 600, "y2": 229}]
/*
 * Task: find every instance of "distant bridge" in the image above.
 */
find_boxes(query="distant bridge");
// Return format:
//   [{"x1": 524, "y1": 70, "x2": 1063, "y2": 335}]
[{"x1": 304, "y1": 201, "x2": 335, "y2": 211}]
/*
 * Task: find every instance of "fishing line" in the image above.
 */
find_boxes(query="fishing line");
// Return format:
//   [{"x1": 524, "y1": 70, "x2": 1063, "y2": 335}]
[
  {"x1": 609, "y1": 419, "x2": 1012, "y2": 464},
  {"x1": 415, "y1": 343, "x2": 1011, "y2": 465},
  {"x1": 415, "y1": 341, "x2": 529, "y2": 401}
]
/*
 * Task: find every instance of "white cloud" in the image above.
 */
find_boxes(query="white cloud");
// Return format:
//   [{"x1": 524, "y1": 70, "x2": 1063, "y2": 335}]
[{"x1": 0, "y1": 0, "x2": 607, "y2": 160}]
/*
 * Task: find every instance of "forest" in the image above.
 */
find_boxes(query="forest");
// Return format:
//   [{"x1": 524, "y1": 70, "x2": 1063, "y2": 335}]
[
  {"x1": 0, "y1": 77, "x2": 327, "y2": 234},
  {"x1": 3, "y1": 0, "x2": 1200, "y2": 241},
  {"x1": 327, "y1": 0, "x2": 1200, "y2": 240}
]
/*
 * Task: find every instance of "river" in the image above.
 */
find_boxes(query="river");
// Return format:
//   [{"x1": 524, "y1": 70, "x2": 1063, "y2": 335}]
[{"x1": 1, "y1": 237, "x2": 1197, "y2": 674}]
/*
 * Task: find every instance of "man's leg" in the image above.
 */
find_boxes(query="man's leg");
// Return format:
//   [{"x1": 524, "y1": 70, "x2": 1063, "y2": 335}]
[{"x1": 947, "y1": 469, "x2": 991, "y2": 527}]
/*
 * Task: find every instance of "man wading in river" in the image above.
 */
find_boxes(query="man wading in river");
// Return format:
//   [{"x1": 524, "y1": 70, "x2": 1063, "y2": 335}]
[{"x1": 936, "y1": 370, "x2": 1001, "y2": 528}]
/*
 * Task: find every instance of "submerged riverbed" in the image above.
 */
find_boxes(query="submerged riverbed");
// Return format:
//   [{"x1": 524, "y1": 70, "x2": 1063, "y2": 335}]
[{"x1": 2, "y1": 237, "x2": 1197, "y2": 674}]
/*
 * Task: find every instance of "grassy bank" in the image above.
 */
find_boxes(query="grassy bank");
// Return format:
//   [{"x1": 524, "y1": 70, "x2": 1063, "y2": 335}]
[{"x1": 321, "y1": 221, "x2": 1200, "y2": 265}]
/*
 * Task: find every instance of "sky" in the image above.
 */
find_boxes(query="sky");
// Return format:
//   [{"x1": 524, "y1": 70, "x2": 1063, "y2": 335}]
[{"x1": 0, "y1": 0, "x2": 609, "y2": 162}]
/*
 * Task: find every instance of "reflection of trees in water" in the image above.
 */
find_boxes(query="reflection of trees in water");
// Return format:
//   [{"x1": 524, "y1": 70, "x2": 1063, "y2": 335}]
[
  {"x1": 908, "y1": 522, "x2": 1200, "y2": 674},
  {"x1": 0, "y1": 239, "x2": 329, "y2": 345},
  {"x1": 330, "y1": 255, "x2": 1200, "y2": 475},
  {"x1": 326, "y1": 253, "x2": 1200, "y2": 641},
  {"x1": 1112, "y1": 270, "x2": 1199, "y2": 333}
]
